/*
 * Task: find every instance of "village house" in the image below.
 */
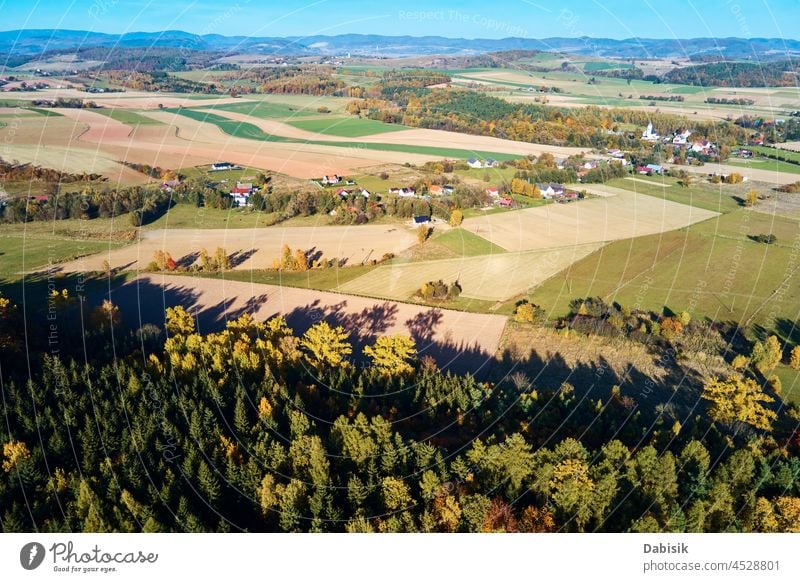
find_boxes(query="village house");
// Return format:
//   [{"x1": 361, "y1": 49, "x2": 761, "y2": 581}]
[
  {"x1": 483, "y1": 158, "x2": 499, "y2": 168},
  {"x1": 536, "y1": 182, "x2": 566, "y2": 199},
  {"x1": 389, "y1": 187, "x2": 416, "y2": 197},
  {"x1": 428, "y1": 184, "x2": 444, "y2": 196},
  {"x1": 485, "y1": 187, "x2": 500, "y2": 198},
  {"x1": 690, "y1": 140, "x2": 715, "y2": 155},
  {"x1": 230, "y1": 182, "x2": 257, "y2": 207},
  {"x1": 321, "y1": 174, "x2": 341, "y2": 185},
  {"x1": 467, "y1": 158, "x2": 483, "y2": 169},
  {"x1": 442, "y1": 185, "x2": 455, "y2": 195},
  {"x1": 672, "y1": 129, "x2": 692, "y2": 145},
  {"x1": 495, "y1": 196, "x2": 513, "y2": 207},
  {"x1": 211, "y1": 162, "x2": 236, "y2": 171},
  {"x1": 646, "y1": 164, "x2": 664, "y2": 174}
]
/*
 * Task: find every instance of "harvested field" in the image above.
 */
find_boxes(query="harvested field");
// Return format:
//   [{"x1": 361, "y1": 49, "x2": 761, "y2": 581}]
[
  {"x1": 58, "y1": 224, "x2": 419, "y2": 273},
  {"x1": 338, "y1": 243, "x2": 604, "y2": 301},
  {"x1": 109, "y1": 273, "x2": 508, "y2": 372},
  {"x1": 460, "y1": 190, "x2": 718, "y2": 253}
]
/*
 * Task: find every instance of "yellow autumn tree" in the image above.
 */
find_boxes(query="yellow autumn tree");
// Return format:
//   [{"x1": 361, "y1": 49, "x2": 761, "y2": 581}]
[
  {"x1": 701, "y1": 375, "x2": 776, "y2": 431},
  {"x1": 363, "y1": 335, "x2": 417, "y2": 377},
  {"x1": 2, "y1": 440, "x2": 31, "y2": 472},
  {"x1": 789, "y1": 345, "x2": 800, "y2": 370},
  {"x1": 165, "y1": 305, "x2": 196, "y2": 335},
  {"x1": 300, "y1": 321, "x2": 352, "y2": 369},
  {"x1": 449, "y1": 209, "x2": 463, "y2": 227},
  {"x1": 775, "y1": 497, "x2": 800, "y2": 532}
]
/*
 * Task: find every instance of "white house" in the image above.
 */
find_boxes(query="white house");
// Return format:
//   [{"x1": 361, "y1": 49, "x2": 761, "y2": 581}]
[
  {"x1": 390, "y1": 187, "x2": 416, "y2": 197},
  {"x1": 690, "y1": 140, "x2": 715, "y2": 155},
  {"x1": 467, "y1": 158, "x2": 483, "y2": 169},
  {"x1": 321, "y1": 174, "x2": 341, "y2": 185},
  {"x1": 536, "y1": 182, "x2": 566, "y2": 199},
  {"x1": 672, "y1": 129, "x2": 692, "y2": 145},
  {"x1": 483, "y1": 158, "x2": 499, "y2": 168},
  {"x1": 211, "y1": 162, "x2": 235, "y2": 171}
]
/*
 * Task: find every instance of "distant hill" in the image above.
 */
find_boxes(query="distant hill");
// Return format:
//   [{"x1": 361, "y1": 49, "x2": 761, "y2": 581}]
[{"x1": 2, "y1": 29, "x2": 800, "y2": 59}]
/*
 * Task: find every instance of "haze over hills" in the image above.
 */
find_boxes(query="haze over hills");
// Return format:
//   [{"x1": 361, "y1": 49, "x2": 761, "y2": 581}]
[{"x1": 2, "y1": 28, "x2": 800, "y2": 59}]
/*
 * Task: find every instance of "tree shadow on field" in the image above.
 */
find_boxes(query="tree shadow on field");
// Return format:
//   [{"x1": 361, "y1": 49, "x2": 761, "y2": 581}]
[
  {"x1": 229, "y1": 248, "x2": 257, "y2": 268},
  {"x1": 175, "y1": 251, "x2": 199, "y2": 269},
  {"x1": 94, "y1": 276, "x2": 503, "y2": 377}
]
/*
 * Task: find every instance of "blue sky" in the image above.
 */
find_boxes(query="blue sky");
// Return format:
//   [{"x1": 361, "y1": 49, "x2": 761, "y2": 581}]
[{"x1": 0, "y1": 0, "x2": 797, "y2": 40}]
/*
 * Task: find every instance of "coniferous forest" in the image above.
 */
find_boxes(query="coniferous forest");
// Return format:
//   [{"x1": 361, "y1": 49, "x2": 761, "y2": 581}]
[{"x1": 1, "y1": 293, "x2": 799, "y2": 533}]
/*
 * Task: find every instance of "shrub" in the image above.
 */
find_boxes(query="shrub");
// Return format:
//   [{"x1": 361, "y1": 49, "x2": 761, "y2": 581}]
[
  {"x1": 731, "y1": 354, "x2": 749, "y2": 371},
  {"x1": 790, "y1": 345, "x2": 800, "y2": 370},
  {"x1": 514, "y1": 300, "x2": 545, "y2": 324}
]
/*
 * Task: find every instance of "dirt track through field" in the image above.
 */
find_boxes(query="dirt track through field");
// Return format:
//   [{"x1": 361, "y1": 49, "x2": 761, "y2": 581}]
[
  {"x1": 108, "y1": 273, "x2": 508, "y2": 373},
  {"x1": 58, "y1": 224, "x2": 419, "y2": 272},
  {"x1": 460, "y1": 190, "x2": 718, "y2": 252}
]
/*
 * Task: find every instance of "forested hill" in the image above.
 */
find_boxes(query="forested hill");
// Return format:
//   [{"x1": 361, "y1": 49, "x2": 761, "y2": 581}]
[
  {"x1": 1, "y1": 295, "x2": 799, "y2": 533},
  {"x1": 2, "y1": 29, "x2": 800, "y2": 59},
  {"x1": 664, "y1": 60, "x2": 800, "y2": 87}
]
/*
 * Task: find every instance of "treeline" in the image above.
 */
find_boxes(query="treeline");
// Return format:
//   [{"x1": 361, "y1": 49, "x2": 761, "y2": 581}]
[
  {"x1": 0, "y1": 185, "x2": 171, "y2": 224},
  {"x1": 348, "y1": 87, "x2": 749, "y2": 148},
  {"x1": 77, "y1": 46, "x2": 222, "y2": 72},
  {"x1": 30, "y1": 97, "x2": 98, "y2": 108},
  {"x1": 1, "y1": 299, "x2": 798, "y2": 533},
  {"x1": 99, "y1": 71, "x2": 222, "y2": 94},
  {"x1": 706, "y1": 97, "x2": 755, "y2": 106},
  {"x1": 664, "y1": 61, "x2": 799, "y2": 87},
  {"x1": 232, "y1": 67, "x2": 357, "y2": 97},
  {"x1": 0, "y1": 157, "x2": 104, "y2": 184},
  {"x1": 640, "y1": 95, "x2": 684, "y2": 102}
]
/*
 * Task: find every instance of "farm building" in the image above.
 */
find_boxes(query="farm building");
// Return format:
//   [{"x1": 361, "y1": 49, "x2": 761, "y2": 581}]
[
  {"x1": 230, "y1": 182, "x2": 256, "y2": 207},
  {"x1": 211, "y1": 162, "x2": 237, "y2": 171},
  {"x1": 321, "y1": 174, "x2": 341, "y2": 185}
]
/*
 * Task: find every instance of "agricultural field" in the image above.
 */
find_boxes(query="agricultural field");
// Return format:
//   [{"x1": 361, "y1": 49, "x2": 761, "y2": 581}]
[
  {"x1": 57, "y1": 223, "x2": 420, "y2": 273},
  {"x1": 111, "y1": 273, "x2": 509, "y2": 361},
  {"x1": 338, "y1": 242, "x2": 604, "y2": 302},
  {"x1": 529, "y1": 209, "x2": 800, "y2": 331},
  {"x1": 452, "y1": 68, "x2": 800, "y2": 119},
  {"x1": 0, "y1": 218, "x2": 133, "y2": 278},
  {"x1": 91, "y1": 107, "x2": 164, "y2": 126},
  {"x1": 460, "y1": 189, "x2": 718, "y2": 252}
]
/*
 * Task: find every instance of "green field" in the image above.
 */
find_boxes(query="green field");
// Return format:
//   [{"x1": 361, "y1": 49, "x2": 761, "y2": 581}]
[
  {"x1": 198, "y1": 263, "x2": 378, "y2": 291},
  {"x1": 530, "y1": 209, "x2": 800, "y2": 331},
  {"x1": 143, "y1": 203, "x2": 280, "y2": 229},
  {"x1": 581, "y1": 61, "x2": 635, "y2": 71},
  {"x1": 169, "y1": 107, "x2": 521, "y2": 161},
  {"x1": 607, "y1": 176, "x2": 742, "y2": 213},
  {"x1": 726, "y1": 156, "x2": 800, "y2": 175},
  {"x1": 0, "y1": 233, "x2": 125, "y2": 279},
  {"x1": 25, "y1": 107, "x2": 62, "y2": 117},
  {"x1": 287, "y1": 116, "x2": 408, "y2": 137},
  {"x1": 92, "y1": 108, "x2": 163, "y2": 126},
  {"x1": 752, "y1": 145, "x2": 800, "y2": 164},
  {"x1": 432, "y1": 228, "x2": 507, "y2": 256}
]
